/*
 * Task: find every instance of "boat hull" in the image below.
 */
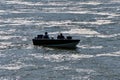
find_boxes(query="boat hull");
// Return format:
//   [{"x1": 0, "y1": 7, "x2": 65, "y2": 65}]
[{"x1": 32, "y1": 39, "x2": 80, "y2": 49}]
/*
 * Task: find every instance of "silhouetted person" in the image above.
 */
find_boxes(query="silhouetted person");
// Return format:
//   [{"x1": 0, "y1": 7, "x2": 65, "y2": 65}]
[
  {"x1": 43, "y1": 32, "x2": 49, "y2": 39},
  {"x1": 57, "y1": 33, "x2": 65, "y2": 39}
]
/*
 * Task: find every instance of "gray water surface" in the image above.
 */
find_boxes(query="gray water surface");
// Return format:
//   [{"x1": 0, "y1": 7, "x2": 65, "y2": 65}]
[{"x1": 0, "y1": 0, "x2": 120, "y2": 80}]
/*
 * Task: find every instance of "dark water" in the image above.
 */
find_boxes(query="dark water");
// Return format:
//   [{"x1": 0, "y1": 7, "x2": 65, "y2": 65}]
[{"x1": 0, "y1": 0, "x2": 120, "y2": 80}]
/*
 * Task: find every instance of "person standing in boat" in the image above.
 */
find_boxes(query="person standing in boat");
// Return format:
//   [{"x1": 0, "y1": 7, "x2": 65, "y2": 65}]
[
  {"x1": 57, "y1": 33, "x2": 65, "y2": 39},
  {"x1": 43, "y1": 32, "x2": 49, "y2": 39}
]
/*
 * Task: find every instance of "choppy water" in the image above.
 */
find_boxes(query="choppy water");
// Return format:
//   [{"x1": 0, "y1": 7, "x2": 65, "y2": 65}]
[{"x1": 0, "y1": 0, "x2": 120, "y2": 80}]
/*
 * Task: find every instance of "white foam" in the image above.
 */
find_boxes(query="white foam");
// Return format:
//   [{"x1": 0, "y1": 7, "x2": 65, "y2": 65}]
[
  {"x1": 78, "y1": 45, "x2": 103, "y2": 49},
  {"x1": 29, "y1": 53, "x2": 93, "y2": 62},
  {"x1": 79, "y1": 1, "x2": 101, "y2": 5},
  {"x1": 96, "y1": 51, "x2": 120, "y2": 57},
  {"x1": 0, "y1": 62, "x2": 36, "y2": 70},
  {"x1": 63, "y1": 28, "x2": 99, "y2": 35}
]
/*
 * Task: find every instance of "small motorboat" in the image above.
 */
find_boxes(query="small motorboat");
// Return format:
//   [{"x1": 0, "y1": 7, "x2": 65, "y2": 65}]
[{"x1": 32, "y1": 33, "x2": 80, "y2": 49}]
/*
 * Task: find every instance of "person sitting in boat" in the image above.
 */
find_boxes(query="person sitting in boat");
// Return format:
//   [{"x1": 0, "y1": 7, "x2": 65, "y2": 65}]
[
  {"x1": 57, "y1": 33, "x2": 65, "y2": 39},
  {"x1": 43, "y1": 32, "x2": 49, "y2": 39}
]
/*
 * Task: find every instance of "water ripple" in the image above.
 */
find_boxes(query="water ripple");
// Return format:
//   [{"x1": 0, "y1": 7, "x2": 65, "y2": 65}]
[{"x1": 0, "y1": 0, "x2": 120, "y2": 80}]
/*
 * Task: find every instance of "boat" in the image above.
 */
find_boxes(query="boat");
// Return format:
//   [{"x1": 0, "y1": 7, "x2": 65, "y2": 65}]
[{"x1": 32, "y1": 33, "x2": 80, "y2": 49}]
